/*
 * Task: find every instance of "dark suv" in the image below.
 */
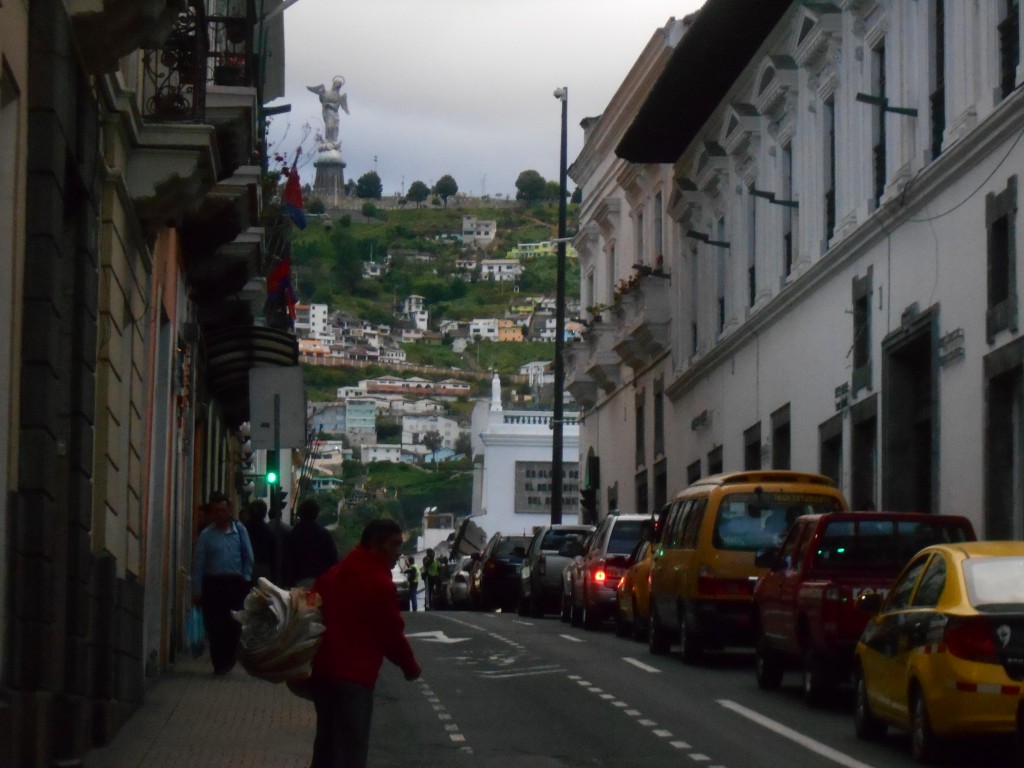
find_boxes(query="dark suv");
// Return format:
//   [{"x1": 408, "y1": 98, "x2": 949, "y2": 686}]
[
  {"x1": 566, "y1": 513, "x2": 648, "y2": 629},
  {"x1": 469, "y1": 532, "x2": 532, "y2": 611},
  {"x1": 518, "y1": 524, "x2": 594, "y2": 617}
]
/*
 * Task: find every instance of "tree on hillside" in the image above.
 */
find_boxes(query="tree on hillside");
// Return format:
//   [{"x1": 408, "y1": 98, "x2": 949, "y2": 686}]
[
  {"x1": 406, "y1": 180, "x2": 430, "y2": 207},
  {"x1": 544, "y1": 180, "x2": 562, "y2": 202},
  {"x1": 515, "y1": 169, "x2": 547, "y2": 202},
  {"x1": 355, "y1": 171, "x2": 383, "y2": 199},
  {"x1": 422, "y1": 430, "x2": 444, "y2": 470},
  {"x1": 434, "y1": 175, "x2": 458, "y2": 207}
]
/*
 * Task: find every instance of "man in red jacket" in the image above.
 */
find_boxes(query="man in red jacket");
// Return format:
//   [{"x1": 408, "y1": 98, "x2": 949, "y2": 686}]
[{"x1": 310, "y1": 518, "x2": 421, "y2": 768}]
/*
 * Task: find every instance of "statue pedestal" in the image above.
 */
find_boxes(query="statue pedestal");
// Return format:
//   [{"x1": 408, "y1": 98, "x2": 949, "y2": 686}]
[{"x1": 313, "y1": 149, "x2": 347, "y2": 204}]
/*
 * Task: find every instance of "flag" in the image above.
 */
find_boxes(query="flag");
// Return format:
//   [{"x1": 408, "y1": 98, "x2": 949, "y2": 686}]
[
  {"x1": 282, "y1": 150, "x2": 306, "y2": 229},
  {"x1": 267, "y1": 255, "x2": 297, "y2": 319}
]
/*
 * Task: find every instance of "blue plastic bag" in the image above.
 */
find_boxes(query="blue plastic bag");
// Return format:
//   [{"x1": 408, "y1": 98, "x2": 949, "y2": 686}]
[{"x1": 187, "y1": 606, "x2": 206, "y2": 659}]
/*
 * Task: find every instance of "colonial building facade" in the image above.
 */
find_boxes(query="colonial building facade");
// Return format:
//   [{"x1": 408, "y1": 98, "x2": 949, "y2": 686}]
[
  {"x1": 569, "y1": 0, "x2": 1024, "y2": 541},
  {"x1": 0, "y1": 2, "x2": 300, "y2": 764}
]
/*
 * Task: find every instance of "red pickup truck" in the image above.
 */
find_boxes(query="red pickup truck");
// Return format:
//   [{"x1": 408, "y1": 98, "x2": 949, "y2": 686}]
[{"x1": 752, "y1": 511, "x2": 975, "y2": 705}]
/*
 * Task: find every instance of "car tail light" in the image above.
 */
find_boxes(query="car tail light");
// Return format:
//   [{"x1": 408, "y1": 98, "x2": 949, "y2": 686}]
[
  {"x1": 592, "y1": 569, "x2": 607, "y2": 584},
  {"x1": 945, "y1": 617, "x2": 1000, "y2": 664}
]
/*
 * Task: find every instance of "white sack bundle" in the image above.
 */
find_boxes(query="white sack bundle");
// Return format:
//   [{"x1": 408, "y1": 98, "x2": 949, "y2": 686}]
[{"x1": 232, "y1": 577, "x2": 325, "y2": 683}]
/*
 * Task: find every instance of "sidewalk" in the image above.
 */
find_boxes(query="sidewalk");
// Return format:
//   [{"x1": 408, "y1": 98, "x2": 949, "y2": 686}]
[{"x1": 82, "y1": 653, "x2": 316, "y2": 768}]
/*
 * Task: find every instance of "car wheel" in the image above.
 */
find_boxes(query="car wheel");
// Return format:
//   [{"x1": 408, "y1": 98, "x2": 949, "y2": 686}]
[
  {"x1": 678, "y1": 607, "x2": 702, "y2": 664},
  {"x1": 802, "y1": 647, "x2": 834, "y2": 706},
  {"x1": 853, "y1": 667, "x2": 886, "y2": 741},
  {"x1": 755, "y1": 638, "x2": 784, "y2": 690},
  {"x1": 911, "y1": 687, "x2": 939, "y2": 764},
  {"x1": 648, "y1": 610, "x2": 671, "y2": 655}
]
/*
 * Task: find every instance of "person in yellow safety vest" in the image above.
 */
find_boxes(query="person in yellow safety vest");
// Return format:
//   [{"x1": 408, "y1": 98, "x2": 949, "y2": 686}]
[
  {"x1": 423, "y1": 549, "x2": 440, "y2": 609},
  {"x1": 404, "y1": 556, "x2": 420, "y2": 611}
]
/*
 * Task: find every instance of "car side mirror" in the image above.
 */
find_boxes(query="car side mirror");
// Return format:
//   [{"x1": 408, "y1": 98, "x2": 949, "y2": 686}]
[{"x1": 855, "y1": 592, "x2": 883, "y2": 614}]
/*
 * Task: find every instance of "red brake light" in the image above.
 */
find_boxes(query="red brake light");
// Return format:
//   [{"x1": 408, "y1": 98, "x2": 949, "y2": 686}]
[
  {"x1": 945, "y1": 617, "x2": 1000, "y2": 664},
  {"x1": 592, "y1": 569, "x2": 607, "y2": 583}
]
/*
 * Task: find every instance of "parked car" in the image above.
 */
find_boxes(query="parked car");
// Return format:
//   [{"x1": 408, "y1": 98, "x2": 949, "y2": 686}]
[
  {"x1": 853, "y1": 541, "x2": 1024, "y2": 763},
  {"x1": 753, "y1": 511, "x2": 975, "y2": 704},
  {"x1": 392, "y1": 563, "x2": 410, "y2": 611},
  {"x1": 615, "y1": 537, "x2": 655, "y2": 639},
  {"x1": 518, "y1": 523, "x2": 595, "y2": 617},
  {"x1": 648, "y1": 470, "x2": 849, "y2": 661},
  {"x1": 446, "y1": 554, "x2": 474, "y2": 610},
  {"x1": 567, "y1": 512, "x2": 649, "y2": 630},
  {"x1": 470, "y1": 533, "x2": 532, "y2": 611}
]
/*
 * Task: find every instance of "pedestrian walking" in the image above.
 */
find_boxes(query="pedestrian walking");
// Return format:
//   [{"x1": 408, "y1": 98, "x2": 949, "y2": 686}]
[
  {"x1": 192, "y1": 490, "x2": 254, "y2": 675},
  {"x1": 403, "y1": 556, "x2": 420, "y2": 611},
  {"x1": 286, "y1": 498, "x2": 339, "y2": 588},
  {"x1": 267, "y1": 505, "x2": 291, "y2": 585},
  {"x1": 422, "y1": 548, "x2": 440, "y2": 609},
  {"x1": 243, "y1": 499, "x2": 275, "y2": 584},
  {"x1": 309, "y1": 518, "x2": 421, "y2": 768}
]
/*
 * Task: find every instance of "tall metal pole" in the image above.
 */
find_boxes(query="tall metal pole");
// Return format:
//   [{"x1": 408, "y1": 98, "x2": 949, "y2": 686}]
[{"x1": 551, "y1": 87, "x2": 568, "y2": 525}]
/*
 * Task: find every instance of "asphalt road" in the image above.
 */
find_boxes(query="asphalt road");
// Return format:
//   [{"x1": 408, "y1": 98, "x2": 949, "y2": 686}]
[{"x1": 368, "y1": 610, "x2": 1019, "y2": 768}]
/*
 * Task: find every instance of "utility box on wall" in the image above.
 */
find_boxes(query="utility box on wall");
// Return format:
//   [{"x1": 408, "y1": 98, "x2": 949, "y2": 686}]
[{"x1": 249, "y1": 367, "x2": 306, "y2": 449}]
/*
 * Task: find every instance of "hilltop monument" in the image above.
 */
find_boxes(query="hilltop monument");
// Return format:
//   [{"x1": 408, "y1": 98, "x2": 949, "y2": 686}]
[{"x1": 307, "y1": 75, "x2": 349, "y2": 203}]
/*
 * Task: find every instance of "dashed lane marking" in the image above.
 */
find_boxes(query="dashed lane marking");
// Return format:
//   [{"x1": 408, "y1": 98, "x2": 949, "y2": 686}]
[
  {"x1": 559, "y1": 633, "x2": 584, "y2": 642},
  {"x1": 623, "y1": 656, "x2": 661, "y2": 673}
]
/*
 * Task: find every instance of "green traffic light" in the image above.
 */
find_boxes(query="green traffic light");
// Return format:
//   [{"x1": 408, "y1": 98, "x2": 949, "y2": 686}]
[{"x1": 266, "y1": 470, "x2": 278, "y2": 485}]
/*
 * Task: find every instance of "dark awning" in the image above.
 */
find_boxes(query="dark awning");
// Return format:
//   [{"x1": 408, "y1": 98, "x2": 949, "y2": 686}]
[
  {"x1": 616, "y1": 0, "x2": 792, "y2": 164},
  {"x1": 204, "y1": 326, "x2": 299, "y2": 427}
]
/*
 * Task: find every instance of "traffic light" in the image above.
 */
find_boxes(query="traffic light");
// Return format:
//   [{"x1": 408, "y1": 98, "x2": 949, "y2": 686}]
[
  {"x1": 265, "y1": 450, "x2": 279, "y2": 486},
  {"x1": 580, "y1": 487, "x2": 597, "y2": 524}
]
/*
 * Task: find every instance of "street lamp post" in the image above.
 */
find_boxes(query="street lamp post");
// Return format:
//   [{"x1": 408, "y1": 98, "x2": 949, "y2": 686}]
[{"x1": 551, "y1": 86, "x2": 568, "y2": 525}]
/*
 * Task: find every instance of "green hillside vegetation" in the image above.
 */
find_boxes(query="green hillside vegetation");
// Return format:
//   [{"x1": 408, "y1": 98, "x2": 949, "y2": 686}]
[{"x1": 289, "y1": 205, "x2": 579, "y2": 322}]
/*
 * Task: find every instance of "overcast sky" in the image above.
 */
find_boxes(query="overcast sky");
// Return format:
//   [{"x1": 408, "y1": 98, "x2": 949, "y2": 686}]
[{"x1": 267, "y1": 0, "x2": 706, "y2": 199}]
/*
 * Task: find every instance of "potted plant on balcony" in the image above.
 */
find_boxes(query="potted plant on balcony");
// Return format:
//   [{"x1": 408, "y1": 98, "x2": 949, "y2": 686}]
[{"x1": 214, "y1": 52, "x2": 247, "y2": 86}]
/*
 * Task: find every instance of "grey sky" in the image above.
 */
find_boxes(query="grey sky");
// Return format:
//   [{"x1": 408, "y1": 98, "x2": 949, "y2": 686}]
[{"x1": 267, "y1": 0, "x2": 704, "y2": 199}]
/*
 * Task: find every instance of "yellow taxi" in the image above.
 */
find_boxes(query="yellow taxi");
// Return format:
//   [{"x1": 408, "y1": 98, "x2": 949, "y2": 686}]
[
  {"x1": 614, "y1": 537, "x2": 655, "y2": 639},
  {"x1": 853, "y1": 541, "x2": 1024, "y2": 762}
]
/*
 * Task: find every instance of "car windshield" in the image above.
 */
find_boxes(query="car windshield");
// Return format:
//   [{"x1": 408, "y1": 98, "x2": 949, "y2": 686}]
[
  {"x1": 540, "y1": 529, "x2": 588, "y2": 550},
  {"x1": 813, "y1": 518, "x2": 974, "y2": 570},
  {"x1": 964, "y1": 556, "x2": 1024, "y2": 611},
  {"x1": 607, "y1": 520, "x2": 644, "y2": 555},
  {"x1": 713, "y1": 492, "x2": 842, "y2": 552}
]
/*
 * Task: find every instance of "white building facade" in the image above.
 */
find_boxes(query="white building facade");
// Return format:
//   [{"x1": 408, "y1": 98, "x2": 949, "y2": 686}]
[{"x1": 569, "y1": 0, "x2": 1024, "y2": 541}]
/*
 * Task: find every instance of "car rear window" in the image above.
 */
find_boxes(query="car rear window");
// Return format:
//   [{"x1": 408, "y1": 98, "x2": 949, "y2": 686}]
[
  {"x1": 713, "y1": 493, "x2": 843, "y2": 552},
  {"x1": 964, "y1": 556, "x2": 1024, "y2": 611},
  {"x1": 813, "y1": 519, "x2": 974, "y2": 570},
  {"x1": 496, "y1": 536, "x2": 532, "y2": 556},
  {"x1": 608, "y1": 520, "x2": 644, "y2": 555},
  {"x1": 540, "y1": 529, "x2": 587, "y2": 550}
]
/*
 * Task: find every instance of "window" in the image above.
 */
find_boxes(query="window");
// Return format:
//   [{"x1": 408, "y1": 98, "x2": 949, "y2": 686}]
[
  {"x1": 986, "y1": 176, "x2": 1018, "y2": 342},
  {"x1": 635, "y1": 390, "x2": 646, "y2": 468},
  {"x1": 635, "y1": 470, "x2": 648, "y2": 515},
  {"x1": 708, "y1": 446, "x2": 723, "y2": 475},
  {"x1": 930, "y1": 0, "x2": 946, "y2": 159},
  {"x1": 781, "y1": 142, "x2": 796, "y2": 276},
  {"x1": 653, "y1": 377, "x2": 665, "y2": 458},
  {"x1": 887, "y1": 555, "x2": 930, "y2": 610},
  {"x1": 911, "y1": 554, "x2": 947, "y2": 607},
  {"x1": 1000, "y1": 0, "x2": 1020, "y2": 99},
  {"x1": 819, "y1": 413, "x2": 843, "y2": 487},
  {"x1": 744, "y1": 422, "x2": 762, "y2": 471},
  {"x1": 690, "y1": 249, "x2": 700, "y2": 355},
  {"x1": 686, "y1": 460, "x2": 702, "y2": 485},
  {"x1": 681, "y1": 499, "x2": 707, "y2": 548},
  {"x1": 716, "y1": 217, "x2": 727, "y2": 333},
  {"x1": 747, "y1": 184, "x2": 757, "y2": 307},
  {"x1": 771, "y1": 404, "x2": 791, "y2": 470},
  {"x1": 653, "y1": 191, "x2": 664, "y2": 261},
  {"x1": 824, "y1": 96, "x2": 836, "y2": 244},
  {"x1": 635, "y1": 211, "x2": 644, "y2": 264},
  {"x1": 872, "y1": 40, "x2": 887, "y2": 207},
  {"x1": 852, "y1": 267, "x2": 873, "y2": 393}
]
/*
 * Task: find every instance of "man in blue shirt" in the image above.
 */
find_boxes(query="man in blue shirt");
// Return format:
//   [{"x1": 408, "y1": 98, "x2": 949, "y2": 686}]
[{"x1": 192, "y1": 490, "x2": 254, "y2": 674}]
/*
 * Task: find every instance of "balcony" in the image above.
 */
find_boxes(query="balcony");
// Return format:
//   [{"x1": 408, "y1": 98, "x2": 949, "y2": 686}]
[
  {"x1": 565, "y1": 342, "x2": 598, "y2": 409},
  {"x1": 583, "y1": 321, "x2": 620, "y2": 393},
  {"x1": 612, "y1": 274, "x2": 672, "y2": 371}
]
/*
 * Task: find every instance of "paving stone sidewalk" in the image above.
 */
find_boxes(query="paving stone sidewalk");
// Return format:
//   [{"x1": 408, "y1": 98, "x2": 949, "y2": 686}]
[{"x1": 82, "y1": 654, "x2": 316, "y2": 768}]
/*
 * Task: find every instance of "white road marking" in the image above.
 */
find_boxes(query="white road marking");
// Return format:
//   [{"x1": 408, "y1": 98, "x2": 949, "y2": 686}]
[
  {"x1": 625, "y1": 709, "x2": 642, "y2": 716},
  {"x1": 688, "y1": 754, "x2": 711, "y2": 762},
  {"x1": 638, "y1": 718, "x2": 657, "y2": 727},
  {"x1": 480, "y1": 667, "x2": 567, "y2": 680},
  {"x1": 559, "y1": 633, "x2": 584, "y2": 642},
  {"x1": 719, "y1": 700, "x2": 880, "y2": 768},
  {"x1": 623, "y1": 656, "x2": 661, "y2": 673},
  {"x1": 653, "y1": 729, "x2": 674, "y2": 738},
  {"x1": 406, "y1": 630, "x2": 471, "y2": 644},
  {"x1": 671, "y1": 741, "x2": 692, "y2": 750}
]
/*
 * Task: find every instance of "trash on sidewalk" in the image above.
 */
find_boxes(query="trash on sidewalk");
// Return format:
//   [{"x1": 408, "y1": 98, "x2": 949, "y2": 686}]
[{"x1": 232, "y1": 577, "x2": 325, "y2": 692}]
